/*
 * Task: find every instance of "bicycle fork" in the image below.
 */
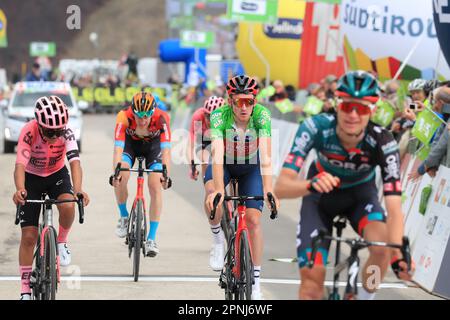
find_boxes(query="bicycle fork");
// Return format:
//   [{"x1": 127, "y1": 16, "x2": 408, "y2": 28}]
[{"x1": 344, "y1": 248, "x2": 360, "y2": 300}]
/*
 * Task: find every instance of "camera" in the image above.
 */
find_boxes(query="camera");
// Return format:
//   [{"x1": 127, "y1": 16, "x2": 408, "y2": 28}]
[{"x1": 409, "y1": 103, "x2": 417, "y2": 110}]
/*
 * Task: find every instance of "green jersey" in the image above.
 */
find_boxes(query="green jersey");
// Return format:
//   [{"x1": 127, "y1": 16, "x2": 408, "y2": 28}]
[{"x1": 210, "y1": 104, "x2": 271, "y2": 162}]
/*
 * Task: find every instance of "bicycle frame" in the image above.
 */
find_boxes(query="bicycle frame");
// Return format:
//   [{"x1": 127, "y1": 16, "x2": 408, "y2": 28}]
[{"x1": 232, "y1": 199, "x2": 252, "y2": 279}]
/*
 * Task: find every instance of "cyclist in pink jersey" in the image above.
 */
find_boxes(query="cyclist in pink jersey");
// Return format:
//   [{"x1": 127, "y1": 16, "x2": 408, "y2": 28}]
[
  {"x1": 12, "y1": 96, "x2": 90, "y2": 300},
  {"x1": 188, "y1": 96, "x2": 225, "y2": 180}
]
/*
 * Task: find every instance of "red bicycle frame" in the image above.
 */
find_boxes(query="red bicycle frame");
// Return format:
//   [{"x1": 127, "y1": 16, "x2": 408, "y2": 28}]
[{"x1": 232, "y1": 202, "x2": 253, "y2": 278}]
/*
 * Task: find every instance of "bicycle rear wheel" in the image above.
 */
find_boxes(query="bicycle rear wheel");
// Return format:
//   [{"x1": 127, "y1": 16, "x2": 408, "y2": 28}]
[
  {"x1": 42, "y1": 228, "x2": 58, "y2": 300},
  {"x1": 236, "y1": 230, "x2": 253, "y2": 300},
  {"x1": 132, "y1": 200, "x2": 143, "y2": 282}
]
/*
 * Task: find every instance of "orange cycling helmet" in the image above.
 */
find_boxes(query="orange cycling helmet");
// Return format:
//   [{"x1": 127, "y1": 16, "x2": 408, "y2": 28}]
[
  {"x1": 131, "y1": 91, "x2": 157, "y2": 117},
  {"x1": 203, "y1": 96, "x2": 225, "y2": 114}
]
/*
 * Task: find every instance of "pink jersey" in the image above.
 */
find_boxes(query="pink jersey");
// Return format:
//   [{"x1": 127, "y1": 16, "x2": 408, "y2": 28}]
[
  {"x1": 16, "y1": 120, "x2": 80, "y2": 177},
  {"x1": 189, "y1": 108, "x2": 211, "y2": 142}
]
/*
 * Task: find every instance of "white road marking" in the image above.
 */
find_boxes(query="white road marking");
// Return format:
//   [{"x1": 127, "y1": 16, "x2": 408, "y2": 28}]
[{"x1": 0, "y1": 275, "x2": 408, "y2": 289}]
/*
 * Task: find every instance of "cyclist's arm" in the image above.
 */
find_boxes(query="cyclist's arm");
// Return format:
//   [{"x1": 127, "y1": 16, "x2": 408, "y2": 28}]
[
  {"x1": 275, "y1": 168, "x2": 311, "y2": 198},
  {"x1": 210, "y1": 109, "x2": 225, "y2": 191},
  {"x1": 384, "y1": 195, "x2": 404, "y2": 247},
  {"x1": 14, "y1": 164, "x2": 26, "y2": 192},
  {"x1": 113, "y1": 111, "x2": 127, "y2": 170},
  {"x1": 160, "y1": 111, "x2": 172, "y2": 176},
  {"x1": 274, "y1": 118, "x2": 319, "y2": 198},
  {"x1": 15, "y1": 124, "x2": 32, "y2": 192},
  {"x1": 377, "y1": 130, "x2": 404, "y2": 247},
  {"x1": 259, "y1": 136, "x2": 274, "y2": 194},
  {"x1": 65, "y1": 126, "x2": 83, "y2": 193}
]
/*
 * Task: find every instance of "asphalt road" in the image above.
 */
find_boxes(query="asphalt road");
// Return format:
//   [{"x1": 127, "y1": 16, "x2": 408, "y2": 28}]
[{"x1": 0, "y1": 114, "x2": 442, "y2": 300}]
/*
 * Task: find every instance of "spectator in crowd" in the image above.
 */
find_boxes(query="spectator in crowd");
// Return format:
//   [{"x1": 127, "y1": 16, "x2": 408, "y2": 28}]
[
  {"x1": 269, "y1": 79, "x2": 288, "y2": 102},
  {"x1": 408, "y1": 86, "x2": 450, "y2": 180},
  {"x1": 285, "y1": 84, "x2": 297, "y2": 101},
  {"x1": 25, "y1": 63, "x2": 46, "y2": 82},
  {"x1": 322, "y1": 74, "x2": 338, "y2": 100}
]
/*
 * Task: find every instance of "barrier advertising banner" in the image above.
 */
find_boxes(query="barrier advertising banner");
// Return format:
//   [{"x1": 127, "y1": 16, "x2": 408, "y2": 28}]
[
  {"x1": 340, "y1": 0, "x2": 450, "y2": 80},
  {"x1": 412, "y1": 166, "x2": 450, "y2": 296}
]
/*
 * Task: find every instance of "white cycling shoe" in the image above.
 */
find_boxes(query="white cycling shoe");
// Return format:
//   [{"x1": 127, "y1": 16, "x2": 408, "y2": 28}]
[
  {"x1": 145, "y1": 240, "x2": 159, "y2": 257},
  {"x1": 209, "y1": 243, "x2": 225, "y2": 272},
  {"x1": 58, "y1": 243, "x2": 72, "y2": 266},
  {"x1": 115, "y1": 217, "x2": 128, "y2": 238},
  {"x1": 20, "y1": 293, "x2": 32, "y2": 300}
]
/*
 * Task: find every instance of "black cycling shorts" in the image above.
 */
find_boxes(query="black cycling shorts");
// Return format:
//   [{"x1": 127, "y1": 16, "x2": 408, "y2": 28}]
[
  {"x1": 296, "y1": 165, "x2": 386, "y2": 268},
  {"x1": 20, "y1": 166, "x2": 73, "y2": 228},
  {"x1": 122, "y1": 135, "x2": 162, "y2": 169}
]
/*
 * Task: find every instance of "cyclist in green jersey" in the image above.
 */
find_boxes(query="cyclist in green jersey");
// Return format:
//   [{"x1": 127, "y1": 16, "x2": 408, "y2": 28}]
[{"x1": 204, "y1": 75, "x2": 280, "y2": 300}]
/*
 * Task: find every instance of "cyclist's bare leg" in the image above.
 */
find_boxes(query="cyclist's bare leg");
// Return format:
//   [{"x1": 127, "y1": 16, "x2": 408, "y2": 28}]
[
  {"x1": 19, "y1": 227, "x2": 38, "y2": 266},
  {"x1": 56, "y1": 193, "x2": 76, "y2": 230},
  {"x1": 245, "y1": 208, "x2": 262, "y2": 266},
  {"x1": 299, "y1": 266, "x2": 326, "y2": 300},
  {"x1": 148, "y1": 172, "x2": 162, "y2": 223},
  {"x1": 114, "y1": 162, "x2": 131, "y2": 205},
  {"x1": 361, "y1": 221, "x2": 390, "y2": 293},
  {"x1": 204, "y1": 180, "x2": 223, "y2": 225},
  {"x1": 200, "y1": 148, "x2": 210, "y2": 180}
]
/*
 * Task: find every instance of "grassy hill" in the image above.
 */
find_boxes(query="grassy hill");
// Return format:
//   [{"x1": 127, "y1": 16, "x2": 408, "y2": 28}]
[{"x1": 0, "y1": 0, "x2": 167, "y2": 81}]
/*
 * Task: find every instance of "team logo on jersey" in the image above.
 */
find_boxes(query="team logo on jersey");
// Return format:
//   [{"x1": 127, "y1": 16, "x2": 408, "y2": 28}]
[
  {"x1": 23, "y1": 131, "x2": 33, "y2": 146},
  {"x1": 384, "y1": 154, "x2": 400, "y2": 180},
  {"x1": 292, "y1": 132, "x2": 311, "y2": 154}
]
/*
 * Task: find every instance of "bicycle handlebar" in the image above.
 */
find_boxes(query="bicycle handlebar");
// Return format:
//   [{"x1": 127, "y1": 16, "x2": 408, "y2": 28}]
[
  {"x1": 307, "y1": 230, "x2": 411, "y2": 272},
  {"x1": 209, "y1": 192, "x2": 277, "y2": 220},
  {"x1": 15, "y1": 193, "x2": 85, "y2": 225},
  {"x1": 109, "y1": 162, "x2": 168, "y2": 186}
]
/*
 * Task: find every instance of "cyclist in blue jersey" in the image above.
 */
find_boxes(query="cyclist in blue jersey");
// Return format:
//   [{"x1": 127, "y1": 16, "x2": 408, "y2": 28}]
[{"x1": 275, "y1": 71, "x2": 414, "y2": 300}]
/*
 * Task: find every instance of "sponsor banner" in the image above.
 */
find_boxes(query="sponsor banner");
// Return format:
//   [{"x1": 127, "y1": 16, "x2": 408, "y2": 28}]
[
  {"x1": 263, "y1": 18, "x2": 303, "y2": 40},
  {"x1": 412, "y1": 166, "x2": 450, "y2": 293},
  {"x1": 30, "y1": 42, "x2": 56, "y2": 57},
  {"x1": 298, "y1": 2, "x2": 345, "y2": 88},
  {"x1": 227, "y1": 0, "x2": 278, "y2": 24},
  {"x1": 340, "y1": 0, "x2": 450, "y2": 80},
  {"x1": 72, "y1": 86, "x2": 168, "y2": 106},
  {"x1": 180, "y1": 30, "x2": 215, "y2": 49},
  {"x1": 236, "y1": 0, "x2": 306, "y2": 87}
]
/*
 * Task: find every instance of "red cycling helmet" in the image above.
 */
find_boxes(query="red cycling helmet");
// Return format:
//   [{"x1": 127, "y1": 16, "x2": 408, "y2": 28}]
[
  {"x1": 226, "y1": 75, "x2": 259, "y2": 97},
  {"x1": 203, "y1": 96, "x2": 225, "y2": 114},
  {"x1": 34, "y1": 95, "x2": 69, "y2": 129}
]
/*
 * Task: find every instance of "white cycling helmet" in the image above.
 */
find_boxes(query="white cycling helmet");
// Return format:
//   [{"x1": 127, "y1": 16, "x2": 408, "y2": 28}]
[
  {"x1": 34, "y1": 95, "x2": 69, "y2": 129},
  {"x1": 408, "y1": 79, "x2": 426, "y2": 92}
]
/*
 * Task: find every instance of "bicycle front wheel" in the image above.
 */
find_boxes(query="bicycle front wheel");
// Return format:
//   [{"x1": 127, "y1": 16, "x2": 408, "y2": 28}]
[
  {"x1": 236, "y1": 230, "x2": 253, "y2": 300},
  {"x1": 132, "y1": 200, "x2": 143, "y2": 282},
  {"x1": 42, "y1": 228, "x2": 58, "y2": 300}
]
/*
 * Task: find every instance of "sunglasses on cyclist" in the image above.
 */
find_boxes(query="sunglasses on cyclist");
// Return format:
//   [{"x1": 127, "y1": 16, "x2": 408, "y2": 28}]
[
  {"x1": 134, "y1": 109, "x2": 155, "y2": 119},
  {"x1": 232, "y1": 98, "x2": 256, "y2": 108},
  {"x1": 339, "y1": 102, "x2": 373, "y2": 116},
  {"x1": 39, "y1": 126, "x2": 66, "y2": 138}
]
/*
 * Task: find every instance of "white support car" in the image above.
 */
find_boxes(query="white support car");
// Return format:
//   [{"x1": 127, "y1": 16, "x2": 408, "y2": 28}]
[{"x1": 1, "y1": 81, "x2": 87, "y2": 153}]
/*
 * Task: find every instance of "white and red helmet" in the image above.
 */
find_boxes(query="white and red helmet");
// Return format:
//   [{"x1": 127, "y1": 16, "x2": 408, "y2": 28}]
[
  {"x1": 34, "y1": 95, "x2": 69, "y2": 129},
  {"x1": 203, "y1": 96, "x2": 225, "y2": 114}
]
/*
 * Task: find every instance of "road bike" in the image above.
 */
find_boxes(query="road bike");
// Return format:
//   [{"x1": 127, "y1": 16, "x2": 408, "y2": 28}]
[
  {"x1": 15, "y1": 193, "x2": 85, "y2": 300},
  {"x1": 110, "y1": 157, "x2": 168, "y2": 282},
  {"x1": 210, "y1": 185, "x2": 277, "y2": 300}
]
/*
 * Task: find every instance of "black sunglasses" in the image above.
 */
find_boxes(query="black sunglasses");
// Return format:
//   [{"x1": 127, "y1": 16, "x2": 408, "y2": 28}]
[{"x1": 40, "y1": 126, "x2": 66, "y2": 138}]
